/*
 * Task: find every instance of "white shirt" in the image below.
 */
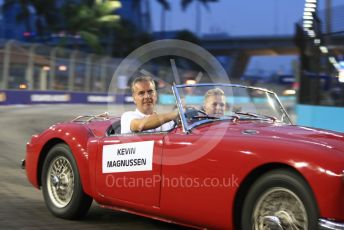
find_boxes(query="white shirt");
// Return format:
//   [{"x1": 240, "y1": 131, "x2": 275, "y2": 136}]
[{"x1": 121, "y1": 109, "x2": 175, "y2": 134}]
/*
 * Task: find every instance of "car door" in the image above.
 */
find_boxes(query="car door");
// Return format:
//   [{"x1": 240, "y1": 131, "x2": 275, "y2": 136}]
[
  {"x1": 95, "y1": 132, "x2": 165, "y2": 207},
  {"x1": 159, "y1": 127, "x2": 234, "y2": 227}
]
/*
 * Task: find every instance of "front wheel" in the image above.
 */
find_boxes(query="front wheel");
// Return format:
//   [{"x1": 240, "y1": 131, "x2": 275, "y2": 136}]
[
  {"x1": 41, "y1": 143, "x2": 92, "y2": 219},
  {"x1": 241, "y1": 169, "x2": 319, "y2": 230}
]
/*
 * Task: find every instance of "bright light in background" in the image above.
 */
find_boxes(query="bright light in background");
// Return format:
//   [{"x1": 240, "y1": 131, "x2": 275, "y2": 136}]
[
  {"x1": 339, "y1": 61, "x2": 344, "y2": 68},
  {"x1": 303, "y1": 20, "x2": 313, "y2": 24},
  {"x1": 303, "y1": 0, "x2": 317, "y2": 32},
  {"x1": 319, "y1": 46, "x2": 328, "y2": 54},
  {"x1": 185, "y1": 79, "x2": 196, "y2": 85},
  {"x1": 304, "y1": 7, "x2": 315, "y2": 12},
  {"x1": 338, "y1": 71, "x2": 344, "y2": 83},
  {"x1": 305, "y1": 3, "x2": 317, "y2": 8},
  {"x1": 19, "y1": 83, "x2": 27, "y2": 89},
  {"x1": 303, "y1": 15, "x2": 313, "y2": 20},
  {"x1": 328, "y1": 57, "x2": 342, "y2": 72},
  {"x1": 314, "y1": 38, "x2": 320, "y2": 45},
  {"x1": 306, "y1": 30, "x2": 315, "y2": 37},
  {"x1": 58, "y1": 65, "x2": 67, "y2": 71},
  {"x1": 329, "y1": 57, "x2": 337, "y2": 64},
  {"x1": 42, "y1": 66, "x2": 50, "y2": 71},
  {"x1": 107, "y1": 0, "x2": 121, "y2": 9},
  {"x1": 283, "y1": 89, "x2": 296, "y2": 96}
]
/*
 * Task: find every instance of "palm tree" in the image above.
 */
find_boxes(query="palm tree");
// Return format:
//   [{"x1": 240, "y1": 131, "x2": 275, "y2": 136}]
[
  {"x1": 111, "y1": 19, "x2": 153, "y2": 57},
  {"x1": 60, "y1": 0, "x2": 121, "y2": 52},
  {"x1": 157, "y1": 0, "x2": 170, "y2": 32},
  {"x1": 132, "y1": 0, "x2": 170, "y2": 33},
  {"x1": 3, "y1": 0, "x2": 120, "y2": 52},
  {"x1": 180, "y1": 0, "x2": 219, "y2": 36}
]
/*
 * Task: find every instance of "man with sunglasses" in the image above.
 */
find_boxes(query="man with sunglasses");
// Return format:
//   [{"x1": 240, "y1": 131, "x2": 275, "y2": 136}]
[{"x1": 121, "y1": 76, "x2": 178, "y2": 134}]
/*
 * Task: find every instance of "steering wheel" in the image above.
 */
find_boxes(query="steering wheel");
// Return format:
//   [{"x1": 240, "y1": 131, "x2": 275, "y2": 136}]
[{"x1": 184, "y1": 107, "x2": 207, "y2": 121}]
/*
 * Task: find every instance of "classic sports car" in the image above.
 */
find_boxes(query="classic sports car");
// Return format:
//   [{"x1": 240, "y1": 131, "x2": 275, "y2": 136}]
[{"x1": 23, "y1": 83, "x2": 344, "y2": 230}]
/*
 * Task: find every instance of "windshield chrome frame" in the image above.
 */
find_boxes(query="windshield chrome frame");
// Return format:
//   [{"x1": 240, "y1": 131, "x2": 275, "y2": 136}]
[
  {"x1": 172, "y1": 83, "x2": 188, "y2": 133},
  {"x1": 272, "y1": 91, "x2": 292, "y2": 124},
  {"x1": 172, "y1": 83, "x2": 293, "y2": 133}
]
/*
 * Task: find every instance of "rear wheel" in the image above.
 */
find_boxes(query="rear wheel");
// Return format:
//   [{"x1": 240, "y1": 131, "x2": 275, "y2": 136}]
[
  {"x1": 241, "y1": 169, "x2": 318, "y2": 230},
  {"x1": 41, "y1": 143, "x2": 92, "y2": 219}
]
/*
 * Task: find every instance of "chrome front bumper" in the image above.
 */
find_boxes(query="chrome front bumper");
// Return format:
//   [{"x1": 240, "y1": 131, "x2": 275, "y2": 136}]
[{"x1": 320, "y1": 218, "x2": 344, "y2": 230}]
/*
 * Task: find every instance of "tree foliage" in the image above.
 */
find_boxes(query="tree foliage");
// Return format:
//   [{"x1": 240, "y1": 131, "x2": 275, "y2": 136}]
[
  {"x1": 3, "y1": 0, "x2": 120, "y2": 53},
  {"x1": 111, "y1": 19, "x2": 153, "y2": 57},
  {"x1": 60, "y1": 0, "x2": 120, "y2": 52}
]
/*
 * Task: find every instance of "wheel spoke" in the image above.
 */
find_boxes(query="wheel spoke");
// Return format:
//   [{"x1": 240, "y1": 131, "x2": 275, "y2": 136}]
[
  {"x1": 253, "y1": 188, "x2": 308, "y2": 230},
  {"x1": 47, "y1": 156, "x2": 74, "y2": 208}
]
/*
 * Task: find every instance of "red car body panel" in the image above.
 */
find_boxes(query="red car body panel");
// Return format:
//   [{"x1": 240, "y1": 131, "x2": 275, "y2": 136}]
[
  {"x1": 25, "y1": 118, "x2": 344, "y2": 229},
  {"x1": 25, "y1": 119, "x2": 112, "y2": 194}
]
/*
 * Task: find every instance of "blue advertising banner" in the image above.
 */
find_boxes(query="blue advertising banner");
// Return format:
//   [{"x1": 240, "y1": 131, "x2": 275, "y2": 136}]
[
  {"x1": 0, "y1": 90, "x2": 295, "y2": 106},
  {"x1": 0, "y1": 90, "x2": 122, "y2": 105}
]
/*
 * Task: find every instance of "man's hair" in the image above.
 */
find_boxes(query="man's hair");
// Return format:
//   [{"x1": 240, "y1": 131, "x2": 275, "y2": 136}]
[
  {"x1": 204, "y1": 88, "x2": 225, "y2": 101},
  {"x1": 131, "y1": 76, "x2": 156, "y2": 93}
]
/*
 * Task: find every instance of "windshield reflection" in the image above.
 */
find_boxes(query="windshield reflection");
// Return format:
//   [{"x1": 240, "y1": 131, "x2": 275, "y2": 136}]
[{"x1": 173, "y1": 84, "x2": 291, "y2": 131}]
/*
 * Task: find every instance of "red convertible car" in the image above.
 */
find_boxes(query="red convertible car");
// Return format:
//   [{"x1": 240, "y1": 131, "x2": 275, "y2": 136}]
[{"x1": 23, "y1": 83, "x2": 344, "y2": 229}]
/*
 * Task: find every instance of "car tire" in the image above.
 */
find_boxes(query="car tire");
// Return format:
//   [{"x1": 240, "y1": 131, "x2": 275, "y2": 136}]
[
  {"x1": 241, "y1": 169, "x2": 318, "y2": 230},
  {"x1": 41, "y1": 143, "x2": 92, "y2": 219}
]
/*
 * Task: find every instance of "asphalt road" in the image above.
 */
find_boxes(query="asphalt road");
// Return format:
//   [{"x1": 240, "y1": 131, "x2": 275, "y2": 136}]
[{"x1": 0, "y1": 104, "x2": 185, "y2": 230}]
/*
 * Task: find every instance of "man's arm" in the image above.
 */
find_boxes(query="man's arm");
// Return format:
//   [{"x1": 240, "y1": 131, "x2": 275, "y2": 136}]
[{"x1": 130, "y1": 111, "x2": 178, "y2": 132}]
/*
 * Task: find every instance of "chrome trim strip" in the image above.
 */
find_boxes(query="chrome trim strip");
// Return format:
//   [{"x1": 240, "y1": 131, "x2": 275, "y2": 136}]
[
  {"x1": 175, "y1": 83, "x2": 275, "y2": 94},
  {"x1": 273, "y1": 91, "x2": 293, "y2": 125},
  {"x1": 172, "y1": 83, "x2": 189, "y2": 133},
  {"x1": 319, "y1": 218, "x2": 344, "y2": 230},
  {"x1": 71, "y1": 112, "x2": 110, "y2": 123}
]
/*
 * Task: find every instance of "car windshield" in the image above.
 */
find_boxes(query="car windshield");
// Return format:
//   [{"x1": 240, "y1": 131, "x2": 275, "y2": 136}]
[{"x1": 173, "y1": 84, "x2": 291, "y2": 131}]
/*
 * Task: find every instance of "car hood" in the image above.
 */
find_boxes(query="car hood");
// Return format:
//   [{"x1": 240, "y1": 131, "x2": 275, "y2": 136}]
[{"x1": 197, "y1": 121, "x2": 344, "y2": 152}]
